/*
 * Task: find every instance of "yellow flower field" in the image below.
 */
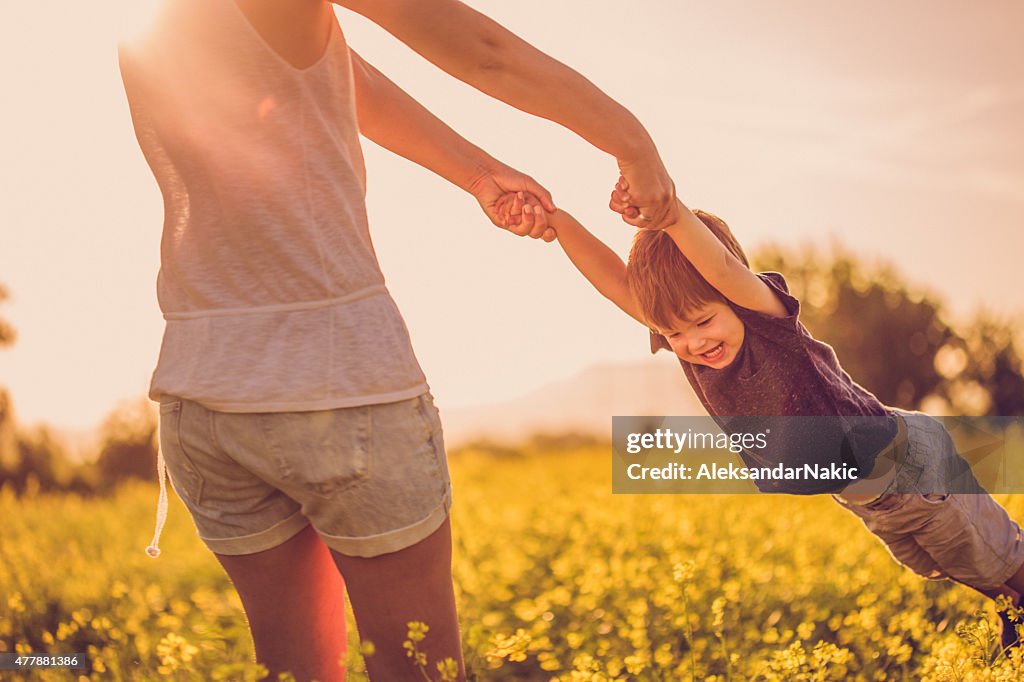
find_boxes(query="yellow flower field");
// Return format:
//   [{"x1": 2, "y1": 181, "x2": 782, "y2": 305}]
[{"x1": 1, "y1": 446, "x2": 1021, "y2": 681}]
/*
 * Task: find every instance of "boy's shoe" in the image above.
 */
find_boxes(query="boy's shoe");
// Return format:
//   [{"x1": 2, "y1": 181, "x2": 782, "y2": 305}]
[{"x1": 999, "y1": 603, "x2": 1022, "y2": 652}]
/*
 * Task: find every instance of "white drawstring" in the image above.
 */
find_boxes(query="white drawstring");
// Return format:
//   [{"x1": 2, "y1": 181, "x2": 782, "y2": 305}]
[{"x1": 146, "y1": 446, "x2": 169, "y2": 558}]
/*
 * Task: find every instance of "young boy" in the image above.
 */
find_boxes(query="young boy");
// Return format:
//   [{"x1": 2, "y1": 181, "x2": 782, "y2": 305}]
[{"x1": 504, "y1": 184, "x2": 1024, "y2": 649}]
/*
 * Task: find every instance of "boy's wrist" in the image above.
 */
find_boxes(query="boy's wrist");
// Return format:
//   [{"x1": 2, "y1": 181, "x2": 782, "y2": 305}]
[{"x1": 660, "y1": 221, "x2": 683, "y2": 236}]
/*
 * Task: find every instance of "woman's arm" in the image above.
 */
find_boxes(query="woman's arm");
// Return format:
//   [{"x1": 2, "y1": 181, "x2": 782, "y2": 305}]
[
  {"x1": 335, "y1": 0, "x2": 677, "y2": 230},
  {"x1": 547, "y1": 210, "x2": 645, "y2": 323},
  {"x1": 351, "y1": 50, "x2": 554, "y2": 239}
]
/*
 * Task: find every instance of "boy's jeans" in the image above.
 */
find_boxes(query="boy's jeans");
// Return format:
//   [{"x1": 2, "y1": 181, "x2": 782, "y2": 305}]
[{"x1": 834, "y1": 409, "x2": 1024, "y2": 591}]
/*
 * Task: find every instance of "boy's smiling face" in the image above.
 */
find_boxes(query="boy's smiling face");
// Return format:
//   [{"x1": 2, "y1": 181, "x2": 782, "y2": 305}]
[{"x1": 657, "y1": 301, "x2": 745, "y2": 368}]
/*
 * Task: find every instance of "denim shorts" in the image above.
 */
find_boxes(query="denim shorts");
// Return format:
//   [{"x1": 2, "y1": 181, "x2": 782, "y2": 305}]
[
  {"x1": 835, "y1": 409, "x2": 1024, "y2": 591},
  {"x1": 157, "y1": 393, "x2": 452, "y2": 557}
]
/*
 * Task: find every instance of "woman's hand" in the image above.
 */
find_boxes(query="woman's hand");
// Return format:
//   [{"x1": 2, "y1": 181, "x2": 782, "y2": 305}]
[
  {"x1": 609, "y1": 171, "x2": 677, "y2": 231},
  {"x1": 493, "y1": 191, "x2": 557, "y2": 243},
  {"x1": 467, "y1": 165, "x2": 557, "y2": 242},
  {"x1": 612, "y1": 153, "x2": 677, "y2": 230}
]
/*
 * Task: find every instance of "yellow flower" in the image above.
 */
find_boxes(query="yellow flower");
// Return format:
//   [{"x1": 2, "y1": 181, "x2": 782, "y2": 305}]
[
  {"x1": 156, "y1": 632, "x2": 199, "y2": 674},
  {"x1": 6, "y1": 593, "x2": 25, "y2": 614},
  {"x1": 406, "y1": 621, "x2": 429, "y2": 643}
]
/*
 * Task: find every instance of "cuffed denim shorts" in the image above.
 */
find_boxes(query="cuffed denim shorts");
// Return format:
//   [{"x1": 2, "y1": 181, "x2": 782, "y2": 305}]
[
  {"x1": 834, "y1": 409, "x2": 1024, "y2": 591},
  {"x1": 157, "y1": 392, "x2": 452, "y2": 558}
]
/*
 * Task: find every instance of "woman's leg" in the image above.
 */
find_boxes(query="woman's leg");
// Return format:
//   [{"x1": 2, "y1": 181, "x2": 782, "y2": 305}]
[
  {"x1": 331, "y1": 517, "x2": 464, "y2": 681},
  {"x1": 216, "y1": 525, "x2": 348, "y2": 682}
]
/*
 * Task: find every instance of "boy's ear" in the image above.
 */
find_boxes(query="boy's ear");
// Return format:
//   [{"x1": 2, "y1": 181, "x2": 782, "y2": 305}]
[{"x1": 649, "y1": 330, "x2": 670, "y2": 354}]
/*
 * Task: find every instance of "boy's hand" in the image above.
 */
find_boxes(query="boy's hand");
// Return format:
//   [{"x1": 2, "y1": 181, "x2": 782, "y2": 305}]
[
  {"x1": 467, "y1": 164, "x2": 556, "y2": 241},
  {"x1": 609, "y1": 175, "x2": 677, "y2": 230},
  {"x1": 494, "y1": 191, "x2": 557, "y2": 243}
]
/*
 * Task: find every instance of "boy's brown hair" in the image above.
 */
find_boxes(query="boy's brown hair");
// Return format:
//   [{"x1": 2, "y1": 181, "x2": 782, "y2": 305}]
[{"x1": 626, "y1": 209, "x2": 749, "y2": 331}]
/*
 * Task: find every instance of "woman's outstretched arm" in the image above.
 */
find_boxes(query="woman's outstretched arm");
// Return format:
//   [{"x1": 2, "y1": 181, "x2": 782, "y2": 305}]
[
  {"x1": 335, "y1": 0, "x2": 678, "y2": 230},
  {"x1": 351, "y1": 50, "x2": 554, "y2": 240}
]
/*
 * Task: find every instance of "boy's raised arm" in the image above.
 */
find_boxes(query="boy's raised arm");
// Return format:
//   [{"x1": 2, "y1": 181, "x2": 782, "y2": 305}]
[
  {"x1": 547, "y1": 210, "x2": 645, "y2": 324},
  {"x1": 611, "y1": 182, "x2": 788, "y2": 318},
  {"x1": 664, "y1": 204, "x2": 788, "y2": 318}
]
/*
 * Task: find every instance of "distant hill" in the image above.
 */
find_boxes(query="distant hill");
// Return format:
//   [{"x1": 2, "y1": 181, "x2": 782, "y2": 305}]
[{"x1": 440, "y1": 356, "x2": 706, "y2": 446}]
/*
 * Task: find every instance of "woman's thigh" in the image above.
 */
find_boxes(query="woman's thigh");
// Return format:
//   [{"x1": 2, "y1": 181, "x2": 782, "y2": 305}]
[
  {"x1": 331, "y1": 517, "x2": 464, "y2": 681},
  {"x1": 216, "y1": 525, "x2": 348, "y2": 682}
]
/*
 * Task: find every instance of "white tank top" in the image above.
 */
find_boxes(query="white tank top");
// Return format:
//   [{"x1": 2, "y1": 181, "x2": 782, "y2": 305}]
[{"x1": 119, "y1": 0, "x2": 427, "y2": 412}]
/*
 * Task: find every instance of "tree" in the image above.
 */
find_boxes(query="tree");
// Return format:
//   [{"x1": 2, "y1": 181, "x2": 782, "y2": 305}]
[
  {"x1": 95, "y1": 397, "x2": 159, "y2": 488},
  {"x1": 958, "y1": 314, "x2": 1024, "y2": 416},
  {"x1": 0, "y1": 283, "x2": 15, "y2": 348},
  {"x1": 0, "y1": 284, "x2": 17, "y2": 482},
  {"x1": 0, "y1": 282, "x2": 97, "y2": 494},
  {"x1": 0, "y1": 389, "x2": 18, "y2": 482},
  {"x1": 752, "y1": 244, "x2": 1023, "y2": 416},
  {"x1": 3, "y1": 425, "x2": 76, "y2": 494}
]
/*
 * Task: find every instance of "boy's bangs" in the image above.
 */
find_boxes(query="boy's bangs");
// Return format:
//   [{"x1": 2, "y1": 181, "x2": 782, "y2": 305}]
[
  {"x1": 627, "y1": 208, "x2": 747, "y2": 332},
  {"x1": 627, "y1": 228, "x2": 724, "y2": 332},
  {"x1": 642, "y1": 267, "x2": 721, "y2": 332}
]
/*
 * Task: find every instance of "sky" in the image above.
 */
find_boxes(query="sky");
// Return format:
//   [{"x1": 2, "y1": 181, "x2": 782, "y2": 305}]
[{"x1": 1, "y1": 1, "x2": 1022, "y2": 434}]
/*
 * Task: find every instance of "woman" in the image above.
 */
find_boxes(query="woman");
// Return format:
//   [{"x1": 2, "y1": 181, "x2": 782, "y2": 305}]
[{"x1": 119, "y1": 0, "x2": 674, "y2": 679}]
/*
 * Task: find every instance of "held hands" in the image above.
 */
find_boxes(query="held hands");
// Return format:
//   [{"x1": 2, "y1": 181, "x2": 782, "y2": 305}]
[
  {"x1": 467, "y1": 164, "x2": 556, "y2": 241},
  {"x1": 494, "y1": 191, "x2": 557, "y2": 242},
  {"x1": 479, "y1": 157, "x2": 678, "y2": 243},
  {"x1": 611, "y1": 154, "x2": 678, "y2": 230}
]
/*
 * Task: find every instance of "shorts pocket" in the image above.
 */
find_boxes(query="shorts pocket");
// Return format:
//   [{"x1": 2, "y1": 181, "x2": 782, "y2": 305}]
[
  {"x1": 158, "y1": 399, "x2": 206, "y2": 505},
  {"x1": 864, "y1": 493, "x2": 912, "y2": 512},
  {"x1": 263, "y1": 408, "x2": 371, "y2": 497},
  {"x1": 414, "y1": 394, "x2": 448, "y2": 474},
  {"x1": 414, "y1": 394, "x2": 442, "y2": 439}
]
